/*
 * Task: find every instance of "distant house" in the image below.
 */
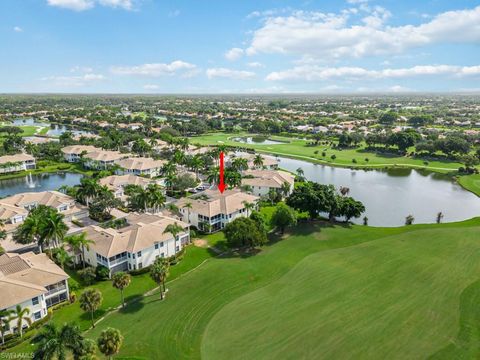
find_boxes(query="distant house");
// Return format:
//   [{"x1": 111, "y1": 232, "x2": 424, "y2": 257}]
[
  {"x1": 176, "y1": 189, "x2": 259, "y2": 233},
  {"x1": 114, "y1": 157, "x2": 166, "y2": 178},
  {"x1": 0, "y1": 154, "x2": 36, "y2": 174},
  {"x1": 0, "y1": 252, "x2": 69, "y2": 336},
  {"x1": 0, "y1": 191, "x2": 88, "y2": 233},
  {"x1": 61, "y1": 145, "x2": 99, "y2": 163},
  {"x1": 99, "y1": 174, "x2": 155, "y2": 200},
  {"x1": 241, "y1": 169, "x2": 295, "y2": 197},
  {"x1": 229, "y1": 153, "x2": 279, "y2": 170},
  {"x1": 79, "y1": 213, "x2": 190, "y2": 274},
  {"x1": 83, "y1": 150, "x2": 130, "y2": 170}
]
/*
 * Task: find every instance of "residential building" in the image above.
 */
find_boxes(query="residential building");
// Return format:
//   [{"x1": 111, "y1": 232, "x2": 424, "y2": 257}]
[
  {"x1": 83, "y1": 150, "x2": 130, "y2": 169},
  {"x1": 114, "y1": 157, "x2": 166, "y2": 178},
  {"x1": 176, "y1": 189, "x2": 259, "y2": 232},
  {"x1": 0, "y1": 252, "x2": 69, "y2": 336},
  {"x1": 99, "y1": 174, "x2": 155, "y2": 200},
  {"x1": 0, "y1": 154, "x2": 36, "y2": 174},
  {"x1": 241, "y1": 169, "x2": 295, "y2": 197},
  {"x1": 80, "y1": 213, "x2": 190, "y2": 274},
  {"x1": 61, "y1": 145, "x2": 99, "y2": 163},
  {"x1": 0, "y1": 191, "x2": 88, "y2": 233}
]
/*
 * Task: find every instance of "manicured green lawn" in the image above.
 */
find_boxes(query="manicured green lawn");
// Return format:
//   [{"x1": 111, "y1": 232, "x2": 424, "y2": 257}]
[
  {"x1": 458, "y1": 174, "x2": 480, "y2": 197},
  {"x1": 190, "y1": 133, "x2": 466, "y2": 173},
  {"x1": 86, "y1": 218, "x2": 480, "y2": 359},
  {"x1": 4, "y1": 244, "x2": 214, "y2": 354}
]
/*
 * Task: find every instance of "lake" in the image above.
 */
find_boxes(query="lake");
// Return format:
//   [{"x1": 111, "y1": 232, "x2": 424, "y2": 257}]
[
  {"x1": 11, "y1": 118, "x2": 49, "y2": 127},
  {"x1": 0, "y1": 172, "x2": 83, "y2": 198},
  {"x1": 46, "y1": 124, "x2": 92, "y2": 137},
  {"x1": 276, "y1": 156, "x2": 480, "y2": 226},
  {"x1": 232, "y1": 136, "x2": 286, "y2": 145}
]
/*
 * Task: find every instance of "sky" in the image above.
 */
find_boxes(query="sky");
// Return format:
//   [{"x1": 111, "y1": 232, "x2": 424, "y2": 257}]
[{"x1": 1, "y1": 0, "x2": 480, "y2": 94}]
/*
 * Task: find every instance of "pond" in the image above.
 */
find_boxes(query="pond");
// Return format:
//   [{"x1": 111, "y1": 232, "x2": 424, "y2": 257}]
[
  {"x1": 232, "y1": 136, "x2": 286, "y2": 145},
  {"x1": 10, "y1": 118, "x2": 49, "y2": 127},
  {"x1": 276, "y1": 156, "x2": 480, "y2": 226},
  {"x1": 46, "y1": 124, "x2": 92, "y2": 137},
  {"x1": 0, "y1": 172, "x2": 83, "y2": 198}
]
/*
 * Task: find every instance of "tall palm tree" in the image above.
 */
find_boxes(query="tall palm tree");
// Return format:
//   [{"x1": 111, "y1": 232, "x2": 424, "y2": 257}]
[
  {"x1": 42, "y1": 211, "x2": 68, "y2": 249},
  {"x1": 242, "y1": 201, "x2": 255, "y2": 217},
  {"x1": 0, "y1": 309, "x2": 13, "y2": 345},
  {"x1": 280, "y1": 181, "x2": 292, "y2": 198},
  {"x1": 206, "y1": 166, "x2": 219, "y2": 185},
  {"x1": 79, "y1": 289, "x2": 103, "y2": 329},
  {"x1": 33, "y1": 322, "x2": 84, "y2": 360},
  {"x1": 112, "y1": 272, "x2": 131, "y2": 308},
  {"x1": 12, "y1": 213, "x2": 43, "y2": 250},
  {"x1": 163, "y1": 222, "x2": 185, "y2": 252},
  {"x1": 97, "y1": 328, "x2": 123, "y2": 360},
  {"x1": 146, "y1": 183, "x2": 166, "y2": 213},
  {"x1": 63, "y1": 232, "x2": 93, "y2": 269},
  {"x1": 76, "y1": 177, "x2": 101, "y2": 206},
  {"x1": 54, "y1": 248, "x2": 72, "y2": 270},
  {"x1": 189, "y1": 155, "x2": 203, "y2": 180},
  {"x1": 150, "y1": 258, "x2": 170, "y2": 299},
  {"x1": 231, "y1": 157, "x2": 249, "y2": 172},
  {"x1": 253, "y1": 154, "x2": 264, "y2": 169},
  {"x1": 11, "y1": 305, "x2": 32, "y2": 338},
  {"x1": 296, "y1": 167, "x2": 305, "y2": 182}
]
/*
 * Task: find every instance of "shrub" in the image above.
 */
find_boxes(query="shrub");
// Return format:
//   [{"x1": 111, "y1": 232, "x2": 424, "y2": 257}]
[
  {"x1": 96, "y1": 265, "x2": 110, "y2": 280},
  {"x1": 352, "y1": 158, "x2": 357, "y2": 163},
  {"x1": 79, "y1": 267, "x2": 97, "y2": 285},
  {"x1": 330, "y1": 154, "x2": 337, "y2": 160},
  {"x1": 68, "y1": 277, "x2": 81, "y2": 291}
]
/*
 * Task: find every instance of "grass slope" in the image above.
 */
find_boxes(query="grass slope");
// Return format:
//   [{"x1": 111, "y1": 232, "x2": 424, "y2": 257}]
[
  {"x1": 458, "y1": 174, "x2": 480, "y2": 197},
  {"x1": 87, "y1": 219, "x2": 480, "y2": 359}
]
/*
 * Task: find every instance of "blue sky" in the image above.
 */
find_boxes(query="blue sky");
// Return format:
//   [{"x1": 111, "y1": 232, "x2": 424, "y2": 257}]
[{"x1": 1, "y1": 0, "x2": 480, "y2": 93}]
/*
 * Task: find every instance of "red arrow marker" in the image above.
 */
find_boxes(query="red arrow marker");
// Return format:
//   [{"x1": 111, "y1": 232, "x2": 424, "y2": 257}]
[{"x1": 218, "y1": 151, "x2": 226, "y2": 193}]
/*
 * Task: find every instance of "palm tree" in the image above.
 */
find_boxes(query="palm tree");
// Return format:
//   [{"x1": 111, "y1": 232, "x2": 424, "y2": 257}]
[
  {"x1": 63, "y1": 232, "x2": 93, "y2": 269},
  {"x1": 163, "y1": 222, "x2": 185, "y2": 251},
  {"x1": 11, "y1": 305, "x2": 32, "y2": 338},
  {"x1": 206, "y1": 166, "x2": 219, "y2": 185},
  {"x1": 79, "y1": 289, "x2": 103, "y2": 329},
  {"x1": 97, "y1": 328, "x2": 123, "y2": 360},
  {"x1": 0, "y1": 309, "x2": 13, "y2": 345},
  {"x1": 54, "y1": 248, "x2": 72, "y2": 270},
  {"x1": 112, "y1": 272, "x2": 131, "y2": 308},
  {"x1": 231, "y1": 157, "x2": 248, "y2": 172},
  {"x1": 76, "y1": 177, "x2": 101, "y2": 206},
  {"x1": 253, "y1": 154, "x2": 264, "y2": 168},
  {"x1": 146, "y1": 183, "x2": 166, "y2": 213},
  {"x1": 182, "y1": 202, "x2": 192, "y2": 223},
  {"x1": 280, "y1": 181, "x2": 291, "y2": 198},
  {"x1": 189, "y1": 155, "x2": 203, "y2": 180},
  {"x1": 12, "y1": 213, "x2": 43, "y2": 250},
  {"x1": 242, "y1": 201, "x2": 255, "y2": 217},
  {"x1": 42, "y1": 211, "x2": 68, "y2": 249},
  {"x1": 150, "y1": 258, "x2": 170, "y2": 300},
  {"x1": 33, "y1": 322, "x2": 84, "y2": 360},
  {"x1": 296, "y1": 167, "x2": 305, "y2": 181}
]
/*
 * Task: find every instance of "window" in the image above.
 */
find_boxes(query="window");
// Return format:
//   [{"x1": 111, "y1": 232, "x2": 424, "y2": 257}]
[
  {"x1": 138, "y1": 263, "x2": 143, "y2": 269},
  {"x1": 155, "y1": 243, "x2": 159, "y2": 250},
  {"x1": 32, "y1": 297, "x2": 39, "y2": 306},
  {"x1": 176, "y1": 246, "x2": 180, "y2": 252},
  {"x1": 160, "y1": 242, "x2": 164, "y2": 247},
  {"x1": 161, "y1": 253, "x2": 165, "y2": 258},
  {"x1": 34, "y1": 311, "x2": 41, "y2": 320},
  {"x1": 137, "y1": 251, "x2": 142, "y2": 257},
  {"x1": 127, "y1": 253, "x2": 131, "y2": 258},
  {"x1": 132, "y1": 253, "x2": 136, "y2": 259}
]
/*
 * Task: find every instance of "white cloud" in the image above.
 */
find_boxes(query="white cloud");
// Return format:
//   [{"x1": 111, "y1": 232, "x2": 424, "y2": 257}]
[
  {"x1": 13, "y1": 26, "x2": 23, "y2": 32},
  {"x1": 40, "y1": 73, "x2": 105, "y2": 87},
  {"x1": 389, "y1": 85, "x2": 412, "y2": 92},
  {"x1": 110, "y1": 61, "x2": 197, "y2": 77},
  {"x1": 246, "y1": 6, "x2": 480, "y2": 59},
  {"x1": 247, "y1": 62, "x2": 264, "y2": 68},
  {"x1": 143, "y1": 84, "x2": 160, "y2": 90},
  {"x1": 47, "y1": 0, "x2": 134, "y2": 11},
  {"x1": 225, "y1": 48, "x2": 244, "y2": 61},
  {"x1": 70, "y1": 66, "x2": 93, "y2": 73},
  {"x1": 266, "y1": 64, "x2": 480, "y2": 81},
  {"x1": 206, "y1": 68, "x2": 256, "y2": 80},
  {"x1": 47, "y1": 0, "x2": 95, "y2": 11}
]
